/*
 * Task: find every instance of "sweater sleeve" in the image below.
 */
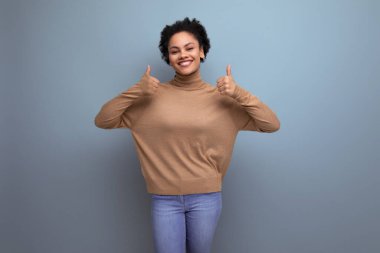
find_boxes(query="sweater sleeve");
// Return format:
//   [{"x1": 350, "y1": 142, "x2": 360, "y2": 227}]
[
  {"x1": 231, "y1": 85, "x2": 280, "y2": 132},
  {"x1": 94, "y1": 83, "x2": 147, "y2": 129}
]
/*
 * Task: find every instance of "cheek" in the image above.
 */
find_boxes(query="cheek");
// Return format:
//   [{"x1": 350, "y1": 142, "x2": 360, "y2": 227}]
[
  {"x1": 194, "y1": 50, "x2": 202, "y2": 59},
  {"x1": 168, "y1": 54, "x2": 176, "y2": 64}
]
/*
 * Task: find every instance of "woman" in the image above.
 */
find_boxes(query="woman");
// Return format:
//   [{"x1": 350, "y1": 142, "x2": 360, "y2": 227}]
[{"x1": 95, "y1": 17, "x2": 280, "y2": 253}]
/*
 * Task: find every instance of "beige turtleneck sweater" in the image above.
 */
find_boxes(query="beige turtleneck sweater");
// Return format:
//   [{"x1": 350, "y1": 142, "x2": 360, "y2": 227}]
[{"x1": 94, "y1": 69, "x2": 280, "y2": 195}]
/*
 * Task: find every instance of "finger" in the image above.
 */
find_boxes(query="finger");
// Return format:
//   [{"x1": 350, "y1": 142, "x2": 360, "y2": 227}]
[
  {"x1": 217, "y1": 82, "x2": 225, "y2": 88},
  {"x1": 218, "y1": 84, "x2": 226, "y2": 91},
  {"x1": 146, "y1": 65, "x2": 151, "y2": 76},
  {"x1": 151, "y1": 77, "x2": 160, "y2": 83},
  {"x1": 216, "y1": 81, "x2": 225, "y2": 88},
  {"x1": 217, "y1": 77, "x2": 225, "y2": 83},
  {"x1": 226, "y1": 64, "x2": 231, "y2": 76}
]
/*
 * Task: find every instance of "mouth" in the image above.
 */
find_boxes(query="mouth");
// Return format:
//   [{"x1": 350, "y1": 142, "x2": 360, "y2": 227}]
[{"x1": 177, "y1": 60, "x2": 193, "y2": 67}]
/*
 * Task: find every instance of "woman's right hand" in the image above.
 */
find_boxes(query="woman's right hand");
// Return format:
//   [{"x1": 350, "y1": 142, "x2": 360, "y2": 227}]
[{"x1": 139, "y1": 65, "x2": 160, "y2": 96}]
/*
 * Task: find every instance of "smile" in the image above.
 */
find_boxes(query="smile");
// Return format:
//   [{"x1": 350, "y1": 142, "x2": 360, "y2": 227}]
[{"x1": 178, "y1": 60, "x2": 193, "y2": 67}]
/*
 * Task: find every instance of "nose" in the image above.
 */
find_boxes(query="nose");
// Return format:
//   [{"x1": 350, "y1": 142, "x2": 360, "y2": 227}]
[{"x1": 179, "y1": 49, "x2": 189, "y2": 59}]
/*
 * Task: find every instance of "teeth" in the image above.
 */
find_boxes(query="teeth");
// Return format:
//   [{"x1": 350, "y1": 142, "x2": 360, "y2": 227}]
[{"x1": 179, "y1": 61, "x2": 192, "y2": 66}]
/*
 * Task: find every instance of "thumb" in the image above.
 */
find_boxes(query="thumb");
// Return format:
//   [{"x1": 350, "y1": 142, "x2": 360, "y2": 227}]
[
  {"x1": 226, "y1": 64, "x2": 231, "y2": 76},
  {"x1": 145, "y1": 65, "x2": 151, "y2": 76}
]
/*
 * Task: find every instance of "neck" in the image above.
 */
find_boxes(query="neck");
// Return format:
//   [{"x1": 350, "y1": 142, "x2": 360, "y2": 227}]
[{"x1": 169, "y1": 68, "x2": 206, "y2": 90}]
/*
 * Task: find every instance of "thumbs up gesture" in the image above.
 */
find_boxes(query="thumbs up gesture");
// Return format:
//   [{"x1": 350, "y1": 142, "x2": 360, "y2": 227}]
[
  {"x1": 216, "y1": 65, "x2": 237, "y2": 97},
  {"x1": 139, "y1": 65, "x2": 160, "y2": 96}
]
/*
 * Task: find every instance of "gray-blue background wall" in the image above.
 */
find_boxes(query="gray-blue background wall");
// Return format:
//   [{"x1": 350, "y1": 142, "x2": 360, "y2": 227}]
[{"x1": 2, "y1": 0, "x2": 379, "y2": 252}]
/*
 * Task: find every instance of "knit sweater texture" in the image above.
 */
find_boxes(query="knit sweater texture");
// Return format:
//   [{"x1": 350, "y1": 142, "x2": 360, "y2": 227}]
[{"x1": 94, "y1": 69, "x2": 280, "y2": 195}]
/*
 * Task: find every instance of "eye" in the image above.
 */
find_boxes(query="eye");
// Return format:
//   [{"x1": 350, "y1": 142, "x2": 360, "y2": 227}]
[
  {"x1": 170, "y1": 51, "x2": 178, "y2": 55},
  {"x1": 187, "y1": 48, "x2": 194, "y2": 51}
]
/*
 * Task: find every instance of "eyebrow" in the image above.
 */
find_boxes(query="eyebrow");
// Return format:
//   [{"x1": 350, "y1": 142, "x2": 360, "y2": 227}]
[{"x1": 169, "y1": 42, "x2": 195, "y2": 50}]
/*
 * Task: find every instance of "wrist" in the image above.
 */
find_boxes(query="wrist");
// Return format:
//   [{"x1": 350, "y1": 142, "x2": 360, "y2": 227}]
[{"x1": 231, "y1": 84, "x2": 241, "y2": 99}]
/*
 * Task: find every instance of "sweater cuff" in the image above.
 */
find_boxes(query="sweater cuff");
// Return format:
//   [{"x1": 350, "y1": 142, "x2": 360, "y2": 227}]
[{"x1": 231, "y1": 84, "x2": 256, "y2": 104}]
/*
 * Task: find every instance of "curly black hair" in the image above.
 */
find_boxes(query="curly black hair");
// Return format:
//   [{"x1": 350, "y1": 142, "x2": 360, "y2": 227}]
[{"x1": 159, "y1": 17, "x2": 211, "y2": 65}]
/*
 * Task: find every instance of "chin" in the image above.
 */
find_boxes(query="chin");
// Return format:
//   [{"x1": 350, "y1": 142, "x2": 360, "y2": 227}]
[
  {"x1": 175, "y1": 67, "x2": 198, "y2": 76},
  {"x1": 179, "y1": 70, "x2": 193, "y2": 75}
]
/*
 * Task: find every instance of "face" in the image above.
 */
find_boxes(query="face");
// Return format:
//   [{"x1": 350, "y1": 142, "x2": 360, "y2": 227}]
[{"x1": 168, "y1": 31, "x2": 205, "y2": 76}]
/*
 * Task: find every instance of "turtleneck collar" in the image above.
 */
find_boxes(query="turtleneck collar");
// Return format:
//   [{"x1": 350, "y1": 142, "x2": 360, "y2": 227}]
[{"x1": 169, "y1": 68, "x2": 206, "y2": 91}]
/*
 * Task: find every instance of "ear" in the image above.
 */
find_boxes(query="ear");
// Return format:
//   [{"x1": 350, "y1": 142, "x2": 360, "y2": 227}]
[{"x1": 200, "y1": 46, "x2": 205, "y2": 59}]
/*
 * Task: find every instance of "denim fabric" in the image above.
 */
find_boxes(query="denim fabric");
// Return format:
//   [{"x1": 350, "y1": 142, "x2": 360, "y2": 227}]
[{"x1": 150, "y1": 191, "x2": 222, "y2": 253}]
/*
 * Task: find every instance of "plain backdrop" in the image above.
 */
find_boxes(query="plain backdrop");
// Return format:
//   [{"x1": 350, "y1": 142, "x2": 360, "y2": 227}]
[{"x1": 1, "y1": 0, "x2": 379, "y2": 252}]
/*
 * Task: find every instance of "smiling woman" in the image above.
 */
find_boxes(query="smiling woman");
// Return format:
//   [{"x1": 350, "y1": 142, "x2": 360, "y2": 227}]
[
  {"x1": 168, "y1": 32, "x2": 205, "y2": 76},
  {"x1": 94, "y1": 17, "x2": 280, "y2": 253}
]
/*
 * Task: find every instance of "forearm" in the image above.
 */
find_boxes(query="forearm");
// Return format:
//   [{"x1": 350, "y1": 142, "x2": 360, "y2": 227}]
[
  {"x1": 94, "y1": 83, "x2": 144, "y2": 129},
  {"x1": 231, "y1": 85, "x2": 280, "y2": 132}
]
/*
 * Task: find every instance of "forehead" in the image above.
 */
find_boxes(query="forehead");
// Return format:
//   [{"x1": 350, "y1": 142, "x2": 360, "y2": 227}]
[{"x1": 168, "y1": 31, "x2": 199, "y2": 47}]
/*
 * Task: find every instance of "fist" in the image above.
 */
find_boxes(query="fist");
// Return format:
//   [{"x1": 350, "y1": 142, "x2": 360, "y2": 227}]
[
  {"x1": 216, "y1": 65, "x2": 237, "y2": 97},
  {"x1": 139, "y1": 65, "x2": 160, "y2": 96}
]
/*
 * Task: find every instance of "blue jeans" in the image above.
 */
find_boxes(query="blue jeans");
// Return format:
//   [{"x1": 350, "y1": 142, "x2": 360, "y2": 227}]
[{"x1": 150, "y1": 191, "x2": 222, "y2": 253}]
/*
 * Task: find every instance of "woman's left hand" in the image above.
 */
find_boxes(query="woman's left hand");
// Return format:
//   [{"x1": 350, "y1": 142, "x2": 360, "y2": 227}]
[{"x1": 216, "y1": 64, "x2": 237, "y2": 97}]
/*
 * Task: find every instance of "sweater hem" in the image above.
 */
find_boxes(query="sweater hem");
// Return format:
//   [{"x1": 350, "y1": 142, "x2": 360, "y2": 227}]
[{"x1": 145, "y1": 175, "x2": 222, "y2": 195}]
